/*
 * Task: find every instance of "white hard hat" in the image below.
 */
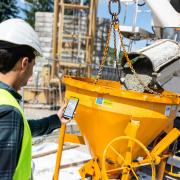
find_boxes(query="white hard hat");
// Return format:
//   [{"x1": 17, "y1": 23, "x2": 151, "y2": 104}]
[{"x1": 0, "y1": 18, "x2": 42, "y2": 55}]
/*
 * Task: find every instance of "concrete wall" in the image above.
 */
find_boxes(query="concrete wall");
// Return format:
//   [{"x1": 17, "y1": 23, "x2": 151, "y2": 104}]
[{"x1": 35, "y1": 12, "x2": 53, "y2": 58}]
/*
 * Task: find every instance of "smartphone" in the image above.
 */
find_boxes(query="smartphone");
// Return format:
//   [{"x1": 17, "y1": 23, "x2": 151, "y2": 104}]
[{"x1": 63, "y1": 97, "x2": 79, "y2": 119}]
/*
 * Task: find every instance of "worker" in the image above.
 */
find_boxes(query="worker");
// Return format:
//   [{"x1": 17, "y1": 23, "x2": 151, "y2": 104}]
[{"x1": 0, "y1": 18, "x2": 69, "y2": 180}]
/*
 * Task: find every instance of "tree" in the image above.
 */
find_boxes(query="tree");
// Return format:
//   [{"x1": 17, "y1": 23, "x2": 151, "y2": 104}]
[
  {"x1": 0, "y1": 0, "x2": 19, "y2": 22},
  {"x1": 107, "y1": 48, "x2": 123, "y2": 65},
  {"x1": 23, "y1": 0, "x2": 90, "y2": 27},
  {"x1": 23, "y1": 0, "x2": 53, "y2": 27},
  {"x1": 108, "y1": 47, "x2": 115, "y2": 65}
]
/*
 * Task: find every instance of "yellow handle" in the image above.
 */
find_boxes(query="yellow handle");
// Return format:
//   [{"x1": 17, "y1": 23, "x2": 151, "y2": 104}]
[{"x1": 53, "y1": 124, "x2": 66, "y2": 180}]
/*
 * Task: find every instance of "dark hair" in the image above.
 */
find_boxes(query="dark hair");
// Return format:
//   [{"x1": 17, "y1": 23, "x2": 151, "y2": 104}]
[{"x1": 0, "y1": 45, "x2": 35, "y2": 74}]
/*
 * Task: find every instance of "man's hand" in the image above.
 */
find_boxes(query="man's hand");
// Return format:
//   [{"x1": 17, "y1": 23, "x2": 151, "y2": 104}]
[{"x1": 57, "y1": 103, "x2": 70, "y2": 124}]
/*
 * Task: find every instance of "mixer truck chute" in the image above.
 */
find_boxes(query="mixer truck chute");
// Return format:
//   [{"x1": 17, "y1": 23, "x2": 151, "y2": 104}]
[
  {"x1": 121, "y1": 39, "x2": 180, "y2": 93},
  {"x1": 145, "y1": 0, "x2": 180, "y2": 40}
]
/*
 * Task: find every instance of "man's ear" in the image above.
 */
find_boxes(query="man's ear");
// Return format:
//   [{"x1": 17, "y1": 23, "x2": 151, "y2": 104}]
[{"x1": 21, "y1": 57, "x2": 29, "y2": 71}]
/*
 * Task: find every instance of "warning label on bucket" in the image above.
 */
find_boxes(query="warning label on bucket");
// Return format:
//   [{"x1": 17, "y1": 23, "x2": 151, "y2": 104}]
[
  {"x1": 96, "y1": 97, "x2": 103, "y2": 105},
  {"x1": 165, "y1": 105, "x2": 171, "y2": 116},
  {"x1": 103, "y1": 99, "x2": 112, "y2": 106},
  {"x1": 96, "y1": 97, "x2": 112, "y2": 107}
]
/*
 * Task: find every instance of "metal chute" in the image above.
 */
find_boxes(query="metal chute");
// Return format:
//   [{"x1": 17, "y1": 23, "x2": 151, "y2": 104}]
[{"x1": 122, "y1": 39, "x2": 180, "y2": 92}]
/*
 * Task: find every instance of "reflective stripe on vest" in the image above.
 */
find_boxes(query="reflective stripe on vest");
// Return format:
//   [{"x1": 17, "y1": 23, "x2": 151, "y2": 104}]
[{"x1": 0, "y1": 89, "x2": 32, "y2": 180}]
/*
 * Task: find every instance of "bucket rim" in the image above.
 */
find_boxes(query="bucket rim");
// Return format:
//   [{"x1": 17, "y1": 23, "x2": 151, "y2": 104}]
[{"x1": 64, "y1": 76, "x2": 180, "y2": 105}]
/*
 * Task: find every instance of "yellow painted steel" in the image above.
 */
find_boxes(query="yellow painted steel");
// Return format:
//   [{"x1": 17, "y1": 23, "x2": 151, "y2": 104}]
[
  {"x1": 102, "y1": 136, "x2": 156, "y2": 179},
  {"x1": 64, "y1": 134, "x2": 85, "y2": 144},
  {"x1": 53, "y1": 124, "x2": 66, "y2": 180},
  {"x1": 64, "y1": 76, "x2": 180, "y2": 178},
  {"x1": 151, "y1": 128, "x2": 180, "y2": 157},
  {"x1": 79, "y1": 158, "x2": 101, "y2": 180}
]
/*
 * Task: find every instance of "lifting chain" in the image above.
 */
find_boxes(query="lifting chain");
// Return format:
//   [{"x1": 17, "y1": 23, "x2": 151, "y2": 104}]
[
  {"x1": 94, "y1": 0, "x2": 120, "y2": 84},
  {"x1": 95, "y1": 0, "x2": 160, "y2": 95},
  {"x1": 113, "y1": 15, "x2": 121, "y2": 82},
  {"x1": 94, "y1": 23, "x2": 112, "y2": 84},
  {"x1": 108, "y1": 0, "x2": 121, "y2": 16}
]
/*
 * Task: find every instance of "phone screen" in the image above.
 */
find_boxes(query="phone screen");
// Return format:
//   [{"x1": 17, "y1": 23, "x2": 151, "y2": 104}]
[{"x1": 63, "y1": 97, "x2": 79, "y2": 119}]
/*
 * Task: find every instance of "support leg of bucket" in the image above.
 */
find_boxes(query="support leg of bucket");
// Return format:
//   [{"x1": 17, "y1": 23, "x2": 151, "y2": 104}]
[
  {"x1": 157, "y1": 158, "x2": 166, "y2": 180},
  {"x1": 53, "y1": 124, "x2": 66, "y2": 180},
  {"x1": 121, "y1": 120, "x2": 140, "y2": 179},
  {"x1": 79, "y1": 158, "x2": 101, "y2": 180},
  {"x1": 121, "y1": 170, "x2": 131, "y2": 180},
  {"x1": 151, "y1": 128, "x2": 180, "y2": 158}
]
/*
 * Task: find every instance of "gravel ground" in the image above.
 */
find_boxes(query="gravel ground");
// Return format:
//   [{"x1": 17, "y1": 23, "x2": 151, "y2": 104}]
[{"x1": 24, "y1": 106, "x2": 58, "y2": 120}]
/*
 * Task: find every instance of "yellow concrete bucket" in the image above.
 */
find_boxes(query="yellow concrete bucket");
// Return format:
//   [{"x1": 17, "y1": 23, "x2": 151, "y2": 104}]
[{"x1": 64, "y1": 76, "x2": 180, "y2": 179}]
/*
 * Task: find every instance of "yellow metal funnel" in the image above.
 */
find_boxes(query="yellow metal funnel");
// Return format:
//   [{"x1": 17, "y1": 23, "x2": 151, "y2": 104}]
[{"x1": 64, "y1": 76, "x2": 179, "y2": 175}]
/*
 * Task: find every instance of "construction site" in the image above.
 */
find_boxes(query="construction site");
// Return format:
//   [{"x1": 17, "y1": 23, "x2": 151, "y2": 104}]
[{"x1": 6, "y1": 0, "x2": 180, "y2": 179}]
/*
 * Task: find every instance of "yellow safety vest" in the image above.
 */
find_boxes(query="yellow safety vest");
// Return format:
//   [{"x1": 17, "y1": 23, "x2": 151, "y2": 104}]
[{"x1": 0, "y1": 89, "x2": 32, "y2": 180}]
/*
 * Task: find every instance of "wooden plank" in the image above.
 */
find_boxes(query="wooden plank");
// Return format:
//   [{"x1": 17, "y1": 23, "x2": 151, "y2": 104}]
[
  {"x1": 63, "y1": 34, "x2": 91, "y2": 39},
  {"x1": 57, "y1": 1, "x2": 65, "y2": 75},
  {"x1": 52, "y1": 0, "x2": 59, "y2": 79},
  {"x1": 32, "y1": 144, "x2": 79, "y2": 159},
  {"x1": 59, "y1": 62, "x2": 87, "y2": 68},
  {"x1": 62, "y1": 49, "x2": 86, "y2": 53},
  {"x1": 60, "y1": 3, "x2": 89, "y2": 10}
]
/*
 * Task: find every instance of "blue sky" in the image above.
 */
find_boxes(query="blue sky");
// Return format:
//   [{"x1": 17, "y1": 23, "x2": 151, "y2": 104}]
[
  {"x1": 97, "y1": 0, "x2": 153, "y2": 50},
  {"x1": 18, "y1": 0, "x2": 153, "y2": 50},
  {"x1": 97, "y1": 0, "x2": 152, "y2": 29}
]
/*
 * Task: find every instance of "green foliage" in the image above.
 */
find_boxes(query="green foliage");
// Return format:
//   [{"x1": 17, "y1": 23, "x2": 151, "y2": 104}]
[
  {"x1": 23, "y1": 0, "x2": 53, "y2": 27},
  {"x1": 0, "y1": 0, "x2": 19, "y2": 22},
  {"x1": 108, "y1": 47, "x2": 115, "y2": 65},
  {"x1": 107, "y1": 48, "x2": 123, "y2": 65},
  {"x1": 23, "y1": 0, "x2": 90, "y2": 26},
  {"x1": 119, "y1": 51, "x2": 123, "y2": 62}
]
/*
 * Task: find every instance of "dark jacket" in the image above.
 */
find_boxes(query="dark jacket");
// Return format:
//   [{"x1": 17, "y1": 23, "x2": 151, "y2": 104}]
[{"x1": 0, "y1": 81, "x2": 61, "y2": 180}]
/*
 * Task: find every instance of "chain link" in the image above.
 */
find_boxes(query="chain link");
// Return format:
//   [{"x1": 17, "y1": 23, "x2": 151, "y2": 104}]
[
  {"x1": 95, "y1": 1, "x2": 161, "y2": 95},
  {"x1": 94, "y1": 23, "x2": 112, "y2": 84},
  {"x1": 108, "y1": 0, "x2": 121, "y2": 16},
  {"x1": 113, "y1": 18, "x2": 121, "y2": 82}
]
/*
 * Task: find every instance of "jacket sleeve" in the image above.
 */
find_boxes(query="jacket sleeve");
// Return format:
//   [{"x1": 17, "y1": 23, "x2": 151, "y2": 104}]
[
  {"x1": 0, "y1": 106, "x2": 23, "y2": 180},
  {"x1": 28, "y1": 114, "x2": 61, "y2": 137}
]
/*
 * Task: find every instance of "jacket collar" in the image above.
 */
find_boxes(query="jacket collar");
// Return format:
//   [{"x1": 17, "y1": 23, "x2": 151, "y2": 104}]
[{"x1": 0, "y1": 81, "x2": 22, "y2": 102}]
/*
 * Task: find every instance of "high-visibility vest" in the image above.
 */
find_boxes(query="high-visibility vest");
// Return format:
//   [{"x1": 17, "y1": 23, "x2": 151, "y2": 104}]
[{"x1": 0, "y1": 89, "x2": 32, "y2": 180}]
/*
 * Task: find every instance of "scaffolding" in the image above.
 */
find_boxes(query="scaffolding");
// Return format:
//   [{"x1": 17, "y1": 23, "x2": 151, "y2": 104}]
[{"x1": 52, "y1": 0, "x2": 98, "y2": 78}]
